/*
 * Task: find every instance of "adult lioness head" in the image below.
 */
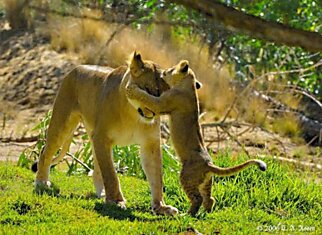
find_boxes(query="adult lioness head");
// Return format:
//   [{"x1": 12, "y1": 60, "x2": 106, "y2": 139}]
[{"x1": 127, "y1": 51, "x2": 170, "y2": 121}]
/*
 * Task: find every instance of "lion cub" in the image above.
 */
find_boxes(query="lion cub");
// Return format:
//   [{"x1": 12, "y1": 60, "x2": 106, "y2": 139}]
[{"x1": 126, "y1": 60, "x2": 267, "y2": 216}]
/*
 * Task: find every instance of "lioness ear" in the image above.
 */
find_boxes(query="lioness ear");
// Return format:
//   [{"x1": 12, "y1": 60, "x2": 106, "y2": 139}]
[
  {"x1": 131, "y1": 51, "x2": 144, "y2": 70},
  {"x1": 195, "y1": 80, "x2": 202, "y2": 89},
  {"x1": 179, "y1": 60, "x2": 189, "y2": 73},
  {"x1": 134, "y1": 51, "x2": 142, "y2": 61}
]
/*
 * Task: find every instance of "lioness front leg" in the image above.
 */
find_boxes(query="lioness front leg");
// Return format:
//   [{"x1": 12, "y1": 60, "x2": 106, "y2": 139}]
[
  {"x1": 92, "y1": 155, "x2": 105, "y2": 198},
  {"x1": 140, "y1": 141, "x2": 178, "y2": 216},
  {"x1": 92, "y1": 133, "x2": 125, "y2": 208}
]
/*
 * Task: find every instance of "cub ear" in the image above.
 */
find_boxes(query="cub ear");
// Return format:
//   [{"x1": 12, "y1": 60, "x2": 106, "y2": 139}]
[
  {"x1": 179, "y1": 60, "x2": 189, "y2": 73},
  {"x1": 131, "y1": 51, "x2": 144, "y2": 70},
  {"x1": 195, "y1": 80, "x2": 202, "y2": 89}
]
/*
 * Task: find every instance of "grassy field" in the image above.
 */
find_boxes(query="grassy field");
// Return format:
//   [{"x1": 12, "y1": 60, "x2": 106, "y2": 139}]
[{"x1": 0, "y1": 151, "x2": 321, "y2": 235}]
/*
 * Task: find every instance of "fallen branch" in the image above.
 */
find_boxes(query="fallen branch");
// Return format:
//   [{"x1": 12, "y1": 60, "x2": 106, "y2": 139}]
[
  {"x1": 258, "y1": 154, "x2": 322, "y2": 171},
  {"x1": 66, "y1": 152, "x2": 92, "y2": 172},
  {"x1": 0, "y1": 136, "x2": 38, "y2": 143}
]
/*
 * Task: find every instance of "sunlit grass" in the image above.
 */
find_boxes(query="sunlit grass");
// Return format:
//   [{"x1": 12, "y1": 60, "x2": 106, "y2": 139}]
[{"x1": 2, "y1": 149, "x2": 321, "y2": 234}]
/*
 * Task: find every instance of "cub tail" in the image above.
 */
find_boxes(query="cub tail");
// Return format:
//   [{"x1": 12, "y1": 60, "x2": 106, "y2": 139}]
[{"x1": 207, "y1": 159, "x2": 267, "y2": 177}]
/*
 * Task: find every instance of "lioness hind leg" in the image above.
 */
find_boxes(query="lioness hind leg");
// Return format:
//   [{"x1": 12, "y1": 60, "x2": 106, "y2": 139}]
[
  {"x1": 32, "y1": 134, "x2": 74, "y2": 173},
  {"x1": 35, "y1": 112, "x2": 80, "y2": 189},
  {"x1": 200, "y1": 176, "x2": 215, "y2": 213}
]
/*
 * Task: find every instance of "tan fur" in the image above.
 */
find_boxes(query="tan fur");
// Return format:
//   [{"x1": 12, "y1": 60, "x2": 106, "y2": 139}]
[
  {"x1": 34, "y1": 52, "x2": 178, "y2": 216},
  {"x1": 126, "y1": 60, "x2": 267, "y2": 216}
]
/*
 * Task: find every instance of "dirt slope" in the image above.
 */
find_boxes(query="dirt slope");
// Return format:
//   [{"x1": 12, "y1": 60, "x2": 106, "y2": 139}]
[
  {"x1": 0, "y1": 24, "x2": 77, "y2": 160},
  {"x1": 0, "y1": 29, "x2": 75, "y2": 110}
]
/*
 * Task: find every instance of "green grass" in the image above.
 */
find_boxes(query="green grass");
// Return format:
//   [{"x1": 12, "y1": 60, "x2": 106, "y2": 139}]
[{"x1": 0, "y1": 151, "x2": 321, "y2": 235}]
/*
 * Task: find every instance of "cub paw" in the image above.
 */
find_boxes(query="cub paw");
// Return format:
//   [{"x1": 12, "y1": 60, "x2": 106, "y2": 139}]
[
  {"x1": 203, "y1": 197, "x2": 215, "y2": 213},
  {"x1": 153, "y1": 205, "x2": 179, "y2": 216},
  {"x1": 34, "y1": 180, "x2": 60, "y2": 196}
]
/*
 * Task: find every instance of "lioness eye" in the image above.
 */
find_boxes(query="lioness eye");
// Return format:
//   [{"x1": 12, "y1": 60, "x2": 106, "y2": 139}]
[{"x1": 166, "y1": 68, "x2": 174, "y2": 74}]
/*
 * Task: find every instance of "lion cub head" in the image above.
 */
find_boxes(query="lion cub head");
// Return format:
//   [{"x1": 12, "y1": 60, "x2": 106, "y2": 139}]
[{"x1": 162, "y1": 60, "x2": 202, "y2": 90}]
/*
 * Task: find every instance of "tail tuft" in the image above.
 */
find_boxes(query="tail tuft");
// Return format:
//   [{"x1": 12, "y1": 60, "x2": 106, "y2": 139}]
[
  {"x1": 31, "y1": 160, "x2": 38, "y2": 173},
  {"x1": 258, "y1": 160, "x2": 267, "y2": 171}
]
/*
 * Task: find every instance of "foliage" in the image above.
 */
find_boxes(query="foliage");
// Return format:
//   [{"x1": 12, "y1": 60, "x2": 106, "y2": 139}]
[
  {"x1": 186, "y1": 0, "x2": 322, "y2": 95},
  {"x1": 18, "y1": 111, "x2": 52, "y2": 169},
  {"x1": 2, "y1": 154, "x2": 321, "y2": 234},
  {"x1": 222, "y1": 0, "x2": 322, "y2": 32},
  {"x1": 102, "y1": 0, "x2": 322, "y2": 96}
]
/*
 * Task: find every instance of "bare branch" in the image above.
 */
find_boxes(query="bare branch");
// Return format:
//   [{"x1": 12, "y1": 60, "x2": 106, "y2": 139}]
[
  {"x1": 66, "y1": 152, "x2": 92, "y2": 172},
  {"x1": 219, "y1": 125, "x2": 250, "y2": 157}
]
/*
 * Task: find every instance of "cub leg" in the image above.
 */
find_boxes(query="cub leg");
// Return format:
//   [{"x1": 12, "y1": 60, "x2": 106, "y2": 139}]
[
  {"x1": 35, "y1": 112, "x2": 79, "y2": 190},
  {"x1": 200, "y1": 176, "x2": 215, "y2": 213},
  {"x1": 92, "y1": 133, "x2": 125, "y2": 207},
  {"x1": 140, "y1": 141, "x2": 178, "y2": 216},
  {"x1": 185, "y1": 187, "x2": 203, "y2": 216},
  {"x1": 180, "y1": 174, "x2": 203, "y2": 216}
]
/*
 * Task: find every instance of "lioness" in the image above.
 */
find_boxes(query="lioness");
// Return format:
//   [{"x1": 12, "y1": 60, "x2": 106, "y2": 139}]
[
  {"x1": 33, "y1": 52, "x2": 178, "y2": 216},
  {"x1": 126, "y1": 60, "x2": 267, "y2": 216}
]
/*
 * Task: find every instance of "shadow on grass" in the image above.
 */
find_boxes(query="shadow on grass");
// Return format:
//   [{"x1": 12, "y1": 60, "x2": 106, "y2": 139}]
[
  {"x1": 94, "y1": 202, "x2": 137, "y2": 221},
  {"x1": 33, "y1": 182, "x2": 60, "y2": 196},
  {"x1": 33, "y1": 187, "x2": 101, "y2": 201},
  {"x1": 94, "y1": 202, "x2": 165, "y2": 222},
  {"x1": 33, "y1": 187, "x2": 165, "y2": 221}
]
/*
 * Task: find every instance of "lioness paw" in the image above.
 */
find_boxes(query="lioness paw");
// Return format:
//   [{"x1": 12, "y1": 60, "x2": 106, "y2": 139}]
[
  {"x1": 153, "y1": 205, "x2": 179, "y2": 216},
  {"x1": 203, "y1": 197, "x2": 215, "y2": 213},
  {"x1": 34, "y1": 180, "x2": 60, "y2": 196}
]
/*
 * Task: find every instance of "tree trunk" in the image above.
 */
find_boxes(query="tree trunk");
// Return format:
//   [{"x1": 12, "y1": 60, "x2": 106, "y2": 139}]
[{"x1": 170, "y1": 0, "x2": 322, "y2": 52}]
